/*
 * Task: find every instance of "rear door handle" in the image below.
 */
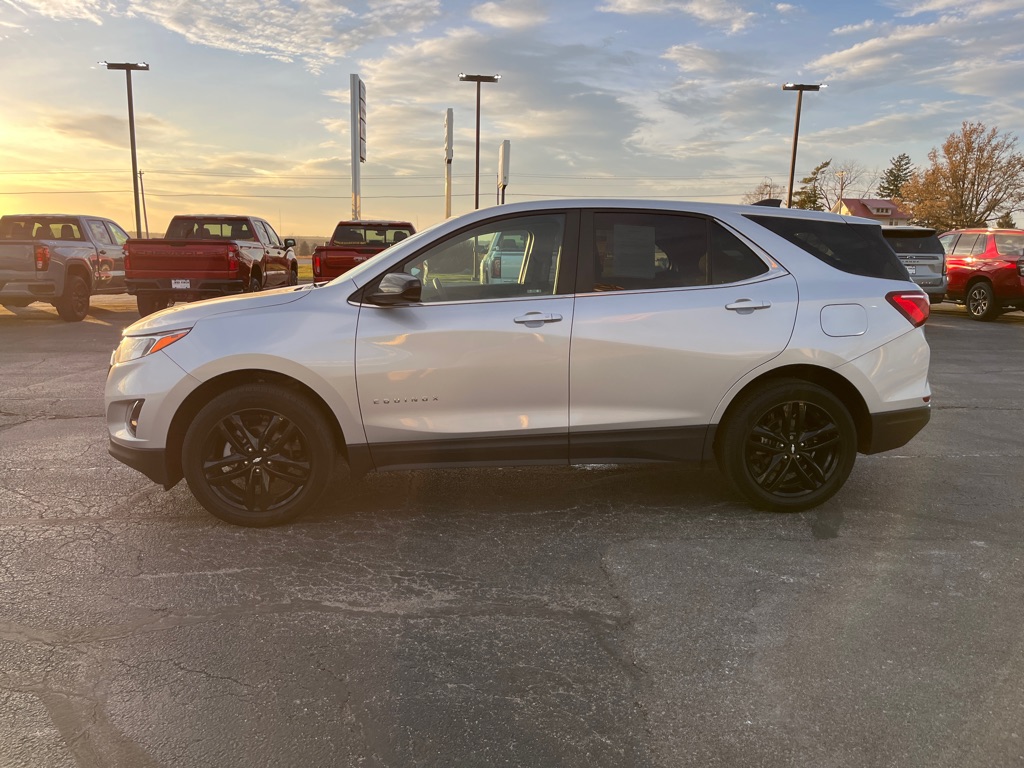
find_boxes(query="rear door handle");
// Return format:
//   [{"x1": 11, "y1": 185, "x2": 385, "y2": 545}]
[
  {"x1": 725, "y1": 299, "x2": 772, "y2": 313},
  {"x1": 514, "y1": 312, "x2": 563, "y2": 325}
]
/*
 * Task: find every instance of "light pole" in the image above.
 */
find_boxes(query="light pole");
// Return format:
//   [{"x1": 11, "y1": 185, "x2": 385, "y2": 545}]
[
  {"x1": 104, "y1": 62, "x2": 149, "y2": 237},
  {"x1": 459, "y1": 73, "x2": 500, "y2": 210},
  {"x1": 782, "y1": 82, "x2": 824, "y2": 209}
]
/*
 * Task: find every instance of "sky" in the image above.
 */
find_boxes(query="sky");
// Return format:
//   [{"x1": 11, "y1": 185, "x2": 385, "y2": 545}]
[{"x1": 1, "y1": 0, "x2": 1022, "y2": 237}]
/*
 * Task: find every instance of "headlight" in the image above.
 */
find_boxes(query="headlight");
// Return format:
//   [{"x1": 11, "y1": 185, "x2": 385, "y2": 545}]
[{"x1": 111, "y1": 329, "x2": 191, "y2": 365}]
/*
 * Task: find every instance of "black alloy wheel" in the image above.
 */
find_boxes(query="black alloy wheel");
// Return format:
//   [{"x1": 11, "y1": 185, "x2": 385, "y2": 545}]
[
  {"x1": 182, "y1": 383, "x2": 333, "y2": 526},
  {"x1": 717, "y1": 379, "x2": 856, "y2": 511},
  {"x1": 55, "y1": 274, "x2": 90, "y2": 322}
]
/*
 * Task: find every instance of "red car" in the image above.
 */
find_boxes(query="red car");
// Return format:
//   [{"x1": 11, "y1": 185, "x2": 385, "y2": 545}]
[{"x1": 939, "y1": 228, "x2": 1024, "y2": 320}]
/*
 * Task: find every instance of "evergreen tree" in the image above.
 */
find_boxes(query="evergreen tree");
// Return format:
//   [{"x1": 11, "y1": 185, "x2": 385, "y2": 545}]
[
  {"x1": 792, "y1": 159, "x2": 831, "y2": 211},
  {"x1": 995, "y1": 211, "x2": 1017, "y2": 228},
  {"x1": 877, "y1": 153, "x2": 914, "y2": 199}
]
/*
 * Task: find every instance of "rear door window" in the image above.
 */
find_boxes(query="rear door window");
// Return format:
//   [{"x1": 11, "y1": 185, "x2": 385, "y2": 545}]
[
  {"x1": 746, "y1": 215, "x2": 908, "y2": 280},
  {"x1": 951, "y1": 234, "x2": 979, "y2": 255},
  {"x1": 87, "y1": 219, "x2": 114, "y2": 246}
]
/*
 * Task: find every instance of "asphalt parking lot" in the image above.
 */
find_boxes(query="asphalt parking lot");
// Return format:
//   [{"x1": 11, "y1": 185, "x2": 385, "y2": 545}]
[{"x1": 1, "y1": 295, "x2": 1023, "y2": 768}]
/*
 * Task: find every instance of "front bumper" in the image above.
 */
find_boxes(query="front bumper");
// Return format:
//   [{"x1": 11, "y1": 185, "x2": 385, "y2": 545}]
[
  {"x1": 863, "y1": 405, "x2": 931, "y2": 454},
  {"x1": 108, "y1": 439, "x2": 178, "y2": 488}
]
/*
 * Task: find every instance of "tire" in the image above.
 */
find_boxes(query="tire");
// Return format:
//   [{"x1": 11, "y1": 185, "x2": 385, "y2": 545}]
[
  {"x1": 965, "y1": 281, "x2": 998, "y2": 321},
  {"x1": 248, "y1": 276, "x2": 261, "y2": 293},
  {"x1": 716, "y1": 379, "x2": 857, "y2": 512},
  {"x1": 55, "y1": 274, "x2": 90, "y2": 322},
  {"x1": 181, "y1": 383, "x2": 334, "y2": 526},
  {"x1": 288, "y1": 264, "x2": 299, "y2": 286},
  {"x1": 137, "y1": 294, "x2": 170, "y2": 317}
]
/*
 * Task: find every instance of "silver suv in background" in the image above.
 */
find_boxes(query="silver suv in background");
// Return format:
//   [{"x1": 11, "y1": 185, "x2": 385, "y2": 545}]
[
  {"x1": 106, "y1": 200, "x2": 932, "y2": 526},
  {"x1": 881, "y1": 226, "x2": 947, "y2": 304}
]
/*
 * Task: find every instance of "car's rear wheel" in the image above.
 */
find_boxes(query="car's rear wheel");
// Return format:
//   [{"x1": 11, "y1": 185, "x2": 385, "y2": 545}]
[
  {"x1": 716, "y1": 379, "x2": 856, "y2": 511},
  {"x1": 182, "y1": 383, "x2": 334, "y2": 526},
  {"x1": 55, "y1": 275, "x2": 90, "y2": 322},
  {"x1": 966, "y1": 281, "x2": 998, "y2": 321},
  {"x1": 288, "y1": 265, "x2": 299, "y2": 286}
]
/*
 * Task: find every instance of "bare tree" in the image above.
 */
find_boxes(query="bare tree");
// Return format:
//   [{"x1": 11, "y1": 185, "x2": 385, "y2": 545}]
[
  {"x1": 741, "y1": 178, "x2": 786, "y2": 205},
  {"x1": 898, "y1": 121, "x2": 1024, "y2": 230},
  {"x1": 818, "y1": 159, "x2": 875, "y2": 211}
]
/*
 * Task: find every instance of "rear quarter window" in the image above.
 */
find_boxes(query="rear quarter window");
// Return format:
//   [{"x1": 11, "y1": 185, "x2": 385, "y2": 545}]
[{"x1": 746, "y1": 215, "x2": 910, "y2": 281}]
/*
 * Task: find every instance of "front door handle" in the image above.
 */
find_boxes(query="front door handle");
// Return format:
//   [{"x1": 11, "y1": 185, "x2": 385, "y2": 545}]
[
  {"x1": 514, "y1": 312, "x2": 563, "y2": 326},
  {"x1": 725, "y1": 299, "x2": 772, "y2": 313}
]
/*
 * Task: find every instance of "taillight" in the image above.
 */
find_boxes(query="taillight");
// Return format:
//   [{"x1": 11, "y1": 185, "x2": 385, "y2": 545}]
[
  {"x1": 886, "y1": 290, "x2": 929, "y2": 327},
  {"x1": 491, "y1": 256, "x2": 501, "y2": 278},
  {"x1": 34, "y1": 245, "x2": 50, "y2": 271},
  {"x1": 226, "y1": 243, "x2": 239, "y2": 271},
  {"x1": 123, "y1": 247, "x2": 131, "y2": 271},
  {"x1": 313, "y1": 254, "x2": 321, "y2": 276}
]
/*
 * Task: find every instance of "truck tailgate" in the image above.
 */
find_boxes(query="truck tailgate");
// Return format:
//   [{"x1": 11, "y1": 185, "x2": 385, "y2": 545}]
[
  {"x1": 127, "y1": 241, "x2": 236, "y2": 276},
  {"x1": 0, "y1": 242, "x2": 36, "y2": 273}
]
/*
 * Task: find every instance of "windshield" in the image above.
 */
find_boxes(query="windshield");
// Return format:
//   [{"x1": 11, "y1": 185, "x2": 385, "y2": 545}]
[{"x1": 883, "y1": 231, "x2": 943, "y2": 255}]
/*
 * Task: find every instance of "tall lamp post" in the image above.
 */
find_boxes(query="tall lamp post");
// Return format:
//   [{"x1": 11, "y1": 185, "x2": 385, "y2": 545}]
[
  {"x1": 782, "y1": 82, "x2": 824, "y2": 209},
  {"x1": 104, "y1": 62, "x2": 149, "y2": 236},
  {"x1": 459, "y1": 73, "x2": 500, "y2": 210}
]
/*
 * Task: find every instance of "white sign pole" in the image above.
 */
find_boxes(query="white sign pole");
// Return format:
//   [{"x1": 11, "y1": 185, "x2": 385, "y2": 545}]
[
  {"x1": 497, "y1": 140, "x2": 510, "y2": 204},
  {"x1": 350, "y1": 74, "x2": 366, "y2": 220}
]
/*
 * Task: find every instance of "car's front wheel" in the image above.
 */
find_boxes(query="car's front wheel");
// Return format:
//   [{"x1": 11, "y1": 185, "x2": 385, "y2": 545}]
[
  {"x1": 716, "y1": 379, "x2": 857, "y2": 512},
  {"x1": 182, "y1": 383, "x2": 334, "y2": 526},
  {"x1": 966, "y1": 281, "x2": 998, "y2": 321}
]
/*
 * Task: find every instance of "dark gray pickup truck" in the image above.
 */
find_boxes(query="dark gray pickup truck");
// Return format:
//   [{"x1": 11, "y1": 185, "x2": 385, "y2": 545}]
[{"x1": 0, "y1": 214, "x2": 132, "y2": 321}]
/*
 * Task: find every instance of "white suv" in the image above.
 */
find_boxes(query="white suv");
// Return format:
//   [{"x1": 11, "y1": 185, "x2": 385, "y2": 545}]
[{"x1": 106, "y1": 200, "x2": 932, "y2": 526}]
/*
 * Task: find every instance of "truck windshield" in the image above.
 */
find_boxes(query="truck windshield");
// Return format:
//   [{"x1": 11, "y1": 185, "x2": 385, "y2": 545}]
[{"x1": 331, "y1": 225, "x2": 414, "y2": 247}]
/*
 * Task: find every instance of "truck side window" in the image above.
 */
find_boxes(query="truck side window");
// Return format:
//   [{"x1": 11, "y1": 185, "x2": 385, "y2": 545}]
[
  {"x1": 109, "y1": 223, "x2": 130, "y2": 246},
  {"x1": 88, "y1": 220, "x2": 114, "y2": 246},
  {"x1": 260, "y1": 221, "x2": 283, "y2": 248}
]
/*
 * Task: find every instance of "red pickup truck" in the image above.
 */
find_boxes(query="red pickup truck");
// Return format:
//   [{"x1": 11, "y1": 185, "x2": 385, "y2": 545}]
[
  {"x1": 312, "y1": 220, "x2": 415, "y2": 281},
  {"x1": 124, "y1": 215, "x2": 299, "y2": 315}
]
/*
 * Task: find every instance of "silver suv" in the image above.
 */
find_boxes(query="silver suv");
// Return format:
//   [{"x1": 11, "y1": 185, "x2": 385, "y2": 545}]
[
  {"x1": 106, "y1": 201, "x2": 932, "y2": 526},
  {"x1": 881, "y1": 225, "x2": 947, "y2": 304}
]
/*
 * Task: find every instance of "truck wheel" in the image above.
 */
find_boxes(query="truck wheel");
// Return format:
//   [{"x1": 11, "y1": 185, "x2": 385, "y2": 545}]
[
  {"x1": 288, "y1": 264, "x2": 299, "y2": 286},
  {"x1": 966, "y1": 281, "x2": 998, "y2": 321},
  {"x1": 181, "y1": 383, "x2": 334, "y2": 526},
  {"x1": 55, "y1": 275, "x2": 90, "y2": 322},
  {"x1": 248, "y1": 277, "x2": 261, "y2": 293},
  {"x1": 715, "y1": 379, "x2": 857, "y2": 512},
  {"x1": 137, "y1": 294, "x2": 169, "y2": 317}
]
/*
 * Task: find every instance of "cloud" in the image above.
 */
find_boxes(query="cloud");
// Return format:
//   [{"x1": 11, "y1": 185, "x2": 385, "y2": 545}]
[
  {"x1": 9, "y1": 0, "x2": 443, "y2": 71},
  {"x1": 471, "y1": 0, "x2": 547, "y2": 29},
  {"x1": 597, "y1": 0, "x2": 757, "y2": 34}
]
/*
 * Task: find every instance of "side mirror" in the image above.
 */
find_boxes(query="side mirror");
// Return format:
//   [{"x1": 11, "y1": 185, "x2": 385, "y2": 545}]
[
  {"x1": 367, "y1": 272, "x2": 421, "y2": 305},
  {"x1": 283, "y1": 238, "x2": 296, "y2": 248}
]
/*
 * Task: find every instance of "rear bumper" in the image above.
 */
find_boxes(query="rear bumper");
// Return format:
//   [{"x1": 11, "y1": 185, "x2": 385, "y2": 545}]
[
  {"x1": 864, "y1": 405, "x2": 931, "y2": 454},
  {"x1": 127, "y1": 278, "x2": 245, "y2": 296}
]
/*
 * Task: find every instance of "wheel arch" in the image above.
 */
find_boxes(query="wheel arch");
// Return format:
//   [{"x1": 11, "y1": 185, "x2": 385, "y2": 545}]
[
  {"x1": 65, "y1": 260, "x2": 94, "y2": 292},
  {"x1": 162, "y1": 369, "x2": 349, "y2": 489},
  {"x1": 712, "y1": 364, "x2": 873, "y2": 455}
]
